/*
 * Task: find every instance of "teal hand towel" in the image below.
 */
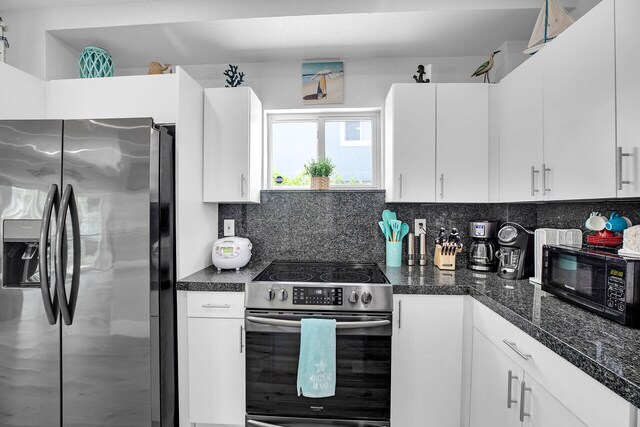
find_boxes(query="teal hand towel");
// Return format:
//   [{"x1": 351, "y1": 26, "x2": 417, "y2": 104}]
[{"x1": 297, "y1": 318, "x2": 337, "y2": 398}]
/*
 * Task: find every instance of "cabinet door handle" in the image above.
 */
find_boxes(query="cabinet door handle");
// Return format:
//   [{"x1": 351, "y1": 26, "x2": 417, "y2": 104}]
[
  {"x1": 617, "y1": 147, "x2": 631, "y2": 191},
  {"x1": 440, "y1": 174, "x2": 444, "y2": 199},
  {"x1": 240, "y1": 325, "x2": 244, "y2": 353},
  {"x1": 398, "y1": 300, "x2": 402, "y2": 329},
  {"x1": 201, "y1": 303, "x2": 231, "y2": 309},
  {"x1": 542, "y1": 164, "x2": 551, "y2": 195},
  {"x1": 241, "y1": 173, "x2": 246, "y2": 198},
  {"x1": 399, "y1": 173, "x2": 403, "y2": 199},
  {"x1": 520, "y1": 381, "x2": 531, "y2": 422},
  {"x1": 503, "y1": 339, "x2": 531, "y2": 360},
  {"x1": 507, "y1": 370, "x2": 518, "y2": 408},
  {"x1": 530, "y1": 166, "x2": 539, "y2": 197}
]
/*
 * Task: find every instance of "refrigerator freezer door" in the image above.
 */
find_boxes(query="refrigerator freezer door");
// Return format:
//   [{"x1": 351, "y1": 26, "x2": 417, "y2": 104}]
[
  {"x1": 60, "y1": 118, "x2": 155, "y2": 427},
  {"x1": 0, "y1": 120, "x2": 63, "y2": 427}
]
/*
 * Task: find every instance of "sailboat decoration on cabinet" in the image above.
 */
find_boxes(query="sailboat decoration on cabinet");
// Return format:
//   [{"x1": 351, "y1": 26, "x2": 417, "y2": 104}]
[{"x1": 523, "y1": 0, "x2": 574, "y2": 55}]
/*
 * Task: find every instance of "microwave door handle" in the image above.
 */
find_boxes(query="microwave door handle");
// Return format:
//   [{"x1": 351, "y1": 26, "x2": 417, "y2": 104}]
[{"x1": 246, "y1": 316, "x2": 391, "y2": 329}]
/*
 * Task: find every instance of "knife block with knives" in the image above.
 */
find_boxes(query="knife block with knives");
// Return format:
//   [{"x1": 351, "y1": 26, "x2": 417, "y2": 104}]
[{"x1": 434, "y1": 227, "x2": 463, "y2": 271}]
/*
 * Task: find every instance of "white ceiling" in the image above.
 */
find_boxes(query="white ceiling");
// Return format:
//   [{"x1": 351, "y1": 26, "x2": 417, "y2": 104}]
[
  {"x1": 50, "y1": 8, "x2": 547, "y2": 68},
  {"x1": 0, "y1": 0, "x2": 161, "y2": 11}
]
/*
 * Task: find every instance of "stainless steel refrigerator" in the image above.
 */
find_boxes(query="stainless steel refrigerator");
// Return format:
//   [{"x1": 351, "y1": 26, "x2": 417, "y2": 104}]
[{"x1": 0, "y1": 118, "x2": 177, "y2": 427}]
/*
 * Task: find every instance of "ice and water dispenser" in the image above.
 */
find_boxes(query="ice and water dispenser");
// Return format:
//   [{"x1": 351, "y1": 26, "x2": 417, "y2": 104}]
[{"x1": 3, "y1": 219, "x2": 42, "y2": 287}]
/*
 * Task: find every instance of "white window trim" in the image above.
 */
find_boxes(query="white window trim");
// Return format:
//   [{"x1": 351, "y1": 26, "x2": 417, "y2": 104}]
[{"x1": 265, "y1": 108, "x2": 382, "y2": 190}]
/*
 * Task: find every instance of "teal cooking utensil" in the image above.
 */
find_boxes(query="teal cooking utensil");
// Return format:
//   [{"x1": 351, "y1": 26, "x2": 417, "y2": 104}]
[
  {"x1": 378, "y1": 221, "x2": 390, "y2": 241},
  {"x1": 389, "y1": 220, "x2": 402, "y2": 242},
  {"x1": 400, "y1": 223, "x2": 410, "y2": 241},
  {"x1": 381, "y1": 210, "x2": 393, "y2": 239}
]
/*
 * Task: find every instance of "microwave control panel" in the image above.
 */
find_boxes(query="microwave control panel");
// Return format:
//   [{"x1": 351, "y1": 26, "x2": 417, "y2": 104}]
[
  {"x1": 606, "y1": 265, "x2": 626, "y2": 312},
  {"x1": 293, "y1": 287, "x2": 343, "y2": 306}
]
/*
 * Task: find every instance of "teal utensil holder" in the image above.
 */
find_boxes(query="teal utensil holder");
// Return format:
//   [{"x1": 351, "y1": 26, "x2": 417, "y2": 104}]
[
  {"x1": 78, "y1": 46, "x2": 115, "y2": 78},
  {"x1": 386, "y1": 241, "x2": 402, "y2": 267}
]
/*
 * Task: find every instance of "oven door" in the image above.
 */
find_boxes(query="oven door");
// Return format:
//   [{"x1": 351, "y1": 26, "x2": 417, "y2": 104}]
[
  {"x1": 542, "y1": 246, "x2": 609, "y2": 311},
  {"x1": 245, "y1": 310, "x2": 392, "y2": 423}
]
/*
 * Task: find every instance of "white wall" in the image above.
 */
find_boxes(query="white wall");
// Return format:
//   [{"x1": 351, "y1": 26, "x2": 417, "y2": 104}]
[
  {"x1": 0, "y1": 0, "x2": 583, "y2": 80},
  {"x1": 0, "y1": 62, "x2": 45, "y2": 118},
  {"x1": 493, "y1": 40, "x2": 529, "y2": 83},
  {"x1": 118, "y1": 56, "x2": 488, "y2": 111}
]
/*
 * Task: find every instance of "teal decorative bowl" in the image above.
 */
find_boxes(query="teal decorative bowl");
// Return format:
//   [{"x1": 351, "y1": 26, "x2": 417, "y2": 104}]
[{"x1": 77, "y1": 46, "x2": 114, "y2": 78}]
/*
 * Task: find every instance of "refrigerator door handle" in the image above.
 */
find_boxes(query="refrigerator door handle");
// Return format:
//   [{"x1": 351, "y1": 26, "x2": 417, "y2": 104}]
[
  {"x1": 39, "y1": 183, "x2": 60, "y2": 325},
  {"x1": 56, "y1": 184, "x2": 81, "y2": 326}
]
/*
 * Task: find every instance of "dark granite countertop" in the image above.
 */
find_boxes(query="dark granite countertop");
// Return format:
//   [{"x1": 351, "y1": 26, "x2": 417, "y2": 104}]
[
  {"x1": 177, "y1": 262, "x2": 271, "y2": 292},
  {"x1": 177, "y1": 262, "x2": 640, "y2": 408}
]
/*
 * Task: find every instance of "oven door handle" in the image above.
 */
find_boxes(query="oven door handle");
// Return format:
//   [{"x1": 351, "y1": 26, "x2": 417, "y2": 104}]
[
  {"x1": 247, "y1": 420, "x2": 282, "y2": 427},
  {"x1": 246, "y1": 316, "x2": 390, "y2": 329}
]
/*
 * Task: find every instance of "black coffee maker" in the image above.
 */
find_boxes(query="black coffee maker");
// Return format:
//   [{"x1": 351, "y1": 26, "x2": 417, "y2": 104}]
[
  {"x1": 468, "y1": 220, "x2": 499, "y2": 272},
  {"x1": 497, "y1": 222, "x2": 535, "y2": 280}
]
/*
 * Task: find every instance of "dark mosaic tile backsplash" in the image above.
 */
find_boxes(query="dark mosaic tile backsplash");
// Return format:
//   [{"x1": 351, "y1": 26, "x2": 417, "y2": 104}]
[{"x1": 218, "y1": 190, "x2": 640, "y2": 263}]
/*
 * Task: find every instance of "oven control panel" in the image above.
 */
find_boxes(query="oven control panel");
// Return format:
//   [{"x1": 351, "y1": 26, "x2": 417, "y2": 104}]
[{"x1": 293, "y1": 287, "x2": 343, "y2": 305}]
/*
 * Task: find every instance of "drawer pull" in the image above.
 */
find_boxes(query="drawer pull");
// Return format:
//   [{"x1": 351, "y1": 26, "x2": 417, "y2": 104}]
[
  {"x1": 507, "y1": 370, "x2": 518, "y2": 408},
  {"x1": 520, "y1": 381, "x2": 531, "y2": 421},
  {"x1": 202, "y1": 303, "x2": 231, "y2": 309},
  {"x1": 503, "y1": 339, "x2": 531, "y2": 360}
]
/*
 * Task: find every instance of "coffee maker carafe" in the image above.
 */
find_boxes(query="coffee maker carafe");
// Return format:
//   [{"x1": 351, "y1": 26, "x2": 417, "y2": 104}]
[{"x1": 468, "y1": 220, "x2": 499, "y2": 272}]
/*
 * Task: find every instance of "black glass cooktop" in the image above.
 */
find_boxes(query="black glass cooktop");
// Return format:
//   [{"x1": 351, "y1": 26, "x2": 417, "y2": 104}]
[{"x1": 252, "y1": 261, "x2": 390, "y2": 284}]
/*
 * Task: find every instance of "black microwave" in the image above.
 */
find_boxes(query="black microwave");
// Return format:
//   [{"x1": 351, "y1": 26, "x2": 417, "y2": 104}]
[{"x1": 542, "y1": 245, "x2": 640, "y2": 327}]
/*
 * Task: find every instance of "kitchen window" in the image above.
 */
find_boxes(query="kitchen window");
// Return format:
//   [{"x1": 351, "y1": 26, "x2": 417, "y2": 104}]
[{"x1": 266, "y1": 110, "x2": 381, "y2": 189}]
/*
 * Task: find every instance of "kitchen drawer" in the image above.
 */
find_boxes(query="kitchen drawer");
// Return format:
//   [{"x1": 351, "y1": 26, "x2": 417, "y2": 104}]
[
  {"x1": 473, "y1": 300, "x2": 630, "y2": 427},
  {"x1": 187, "y1": 292, "x2": 245, "y2": 318}
]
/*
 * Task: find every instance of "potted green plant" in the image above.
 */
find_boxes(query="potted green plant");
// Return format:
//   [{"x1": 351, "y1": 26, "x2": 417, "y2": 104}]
[{"x1": 304, "y1": 157, "x2": 334, "y2": 190}]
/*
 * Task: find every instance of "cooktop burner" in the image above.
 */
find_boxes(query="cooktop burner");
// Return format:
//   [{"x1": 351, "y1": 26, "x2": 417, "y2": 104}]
[
  {"x1": 268, "y1": 272, "x2": 314, "y2": 282},
  {"x1": 252, "y1": 261, "x2": 390, "y2": 284}
]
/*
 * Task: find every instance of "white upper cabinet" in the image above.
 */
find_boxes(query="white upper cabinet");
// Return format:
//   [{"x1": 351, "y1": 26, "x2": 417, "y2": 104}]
[
  {"x1": 541, "y1": 0, "x2": 616, "y2": 201},
  {"x1": 499, "y1": 57, "x2": 544, "y2": 202},
  {"x1": 615, "y1": 0, "x2": 640, "y2": 197},
  {"x1": 436, "y1": 84, "x2": 489, "y2": 203},
  {"x1": 385, "y1": 83, "x2": 489, "y2": 203},
  {"x1": 203, "y1": 87, "x2": 262, "y2": 203},
  {"x1": 385, "y1": 84, "x2": 436, "y2": 203}
]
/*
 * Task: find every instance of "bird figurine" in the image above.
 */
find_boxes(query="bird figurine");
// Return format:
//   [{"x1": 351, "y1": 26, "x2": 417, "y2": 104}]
[{"x1": 471, "y1": 50, "x2": 501, "y2": 83}]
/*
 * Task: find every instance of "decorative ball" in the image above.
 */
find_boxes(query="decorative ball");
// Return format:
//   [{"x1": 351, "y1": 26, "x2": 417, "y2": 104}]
[{"x1": 77, "y1": 46, "x2": 114, "y2": 78}]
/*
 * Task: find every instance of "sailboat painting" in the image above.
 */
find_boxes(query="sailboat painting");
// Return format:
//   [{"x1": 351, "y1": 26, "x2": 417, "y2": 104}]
[
  {"x1": 524, "y1": 0, "x2": 574, "y2": 55},
  {"x1": 302, "y1": 61, "x2": 344, "y2": 105}
]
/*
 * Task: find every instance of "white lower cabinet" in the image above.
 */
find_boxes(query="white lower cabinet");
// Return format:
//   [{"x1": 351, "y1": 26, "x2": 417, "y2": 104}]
[
  {"x1": 391, "y1": 295, "x2": 465, "y2": 427},
  {"x1": 472, "y1": 300, "x2": 632, "y2": 427},
  {"x1": 470, "y1": 329, "x2": 585, "y2": 427},
  {"x1": 187, "y1": 292, "x2": 245, "y2": 426},
  {"x1": 520, "y1": 373, "x2": 586, "y2": 427},
  {"x1": 470, "y1": 329, "x2": 522, "y2": 427}
]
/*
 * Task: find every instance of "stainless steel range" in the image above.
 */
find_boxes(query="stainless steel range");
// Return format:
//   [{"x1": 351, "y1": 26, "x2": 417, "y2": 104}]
[{"x1": 244, "y1": 261, "x2": 393, "y2": 427}]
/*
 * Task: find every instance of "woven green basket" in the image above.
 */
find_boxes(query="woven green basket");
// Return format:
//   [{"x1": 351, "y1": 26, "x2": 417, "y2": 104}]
[{"x1": 77, "y1": 46, "x2": 114, "y2": 78}]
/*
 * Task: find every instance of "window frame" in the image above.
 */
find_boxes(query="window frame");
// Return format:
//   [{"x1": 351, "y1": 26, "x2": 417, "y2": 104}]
[{"x1": 265, "y1": 108, "x2": 382, "y2": 190}]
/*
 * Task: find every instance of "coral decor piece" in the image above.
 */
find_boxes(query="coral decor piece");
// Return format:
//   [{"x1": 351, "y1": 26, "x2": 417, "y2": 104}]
[{"x1": 224, "y1": 64, "x2": 245, "y2": 87}]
